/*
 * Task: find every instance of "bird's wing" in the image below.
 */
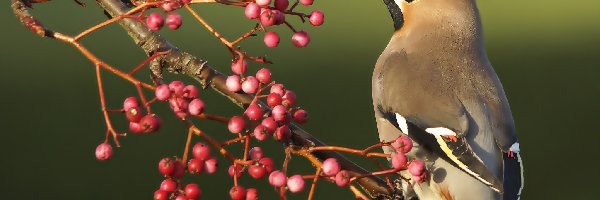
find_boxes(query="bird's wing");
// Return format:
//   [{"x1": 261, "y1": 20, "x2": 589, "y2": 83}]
[{"x1": 375, "y1": 50, "x2": 504, "y2": 192}]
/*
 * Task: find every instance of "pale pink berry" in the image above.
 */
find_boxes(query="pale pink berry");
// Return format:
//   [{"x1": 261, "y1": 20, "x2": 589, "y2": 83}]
[
  {"x1": 322, "y1": 158, "x2": 341, "y2": 176},
  {"x1": 261, "y1": 117, "x2": 277, "y2": 133},
  {"x1": 248, "y1": 165, "x2": 267, "y2": 179},
  {"x1": 228, "y1": 164, "x2": 243, "y2": 177},
  {"x1": 249, "y1": 147, "x2": 264, "y2": 161},
  {"x1": 242, "y1": 76, "x2": 260, "y2": 94},
  {"x1": 226, "y1": 75, "x2": 242, "y2": 92},
  {"x1": 188, "y1": 98, "x2": 205, "y2": 115},
  {"x1": 229, "y1": 185, "x2": 246, "y2": 200},
  {"x1": 204, "y1": 157, "x2": 218, "y2": 174},
  {"x1": 335, "y1": 170, "x2": 350, "y2": 187},
  {"x1": 231, "y1": 59, "x2": 248, "y2": 75},
  {"x1": 160, "y1": 1, "x2": 181, "y2": 12},
  {"x1": 286, "y1": 175, "x2": 305, "y2": 193},
  {"x1": 123, "y1": 97, "x2": 139, "y2": 111},
  {"x1": 300, "y1": 0, "x2": 313, "y2": 6},
  {"x1": 169, "y1": 80, "x2": 185, "y2": 96},
  {"x1": 268, "y1": 170, "x2": 287, "y2": 187},
  {"x1": 155, "y1": 84, "x2": 171, "y2": 101},
  {"x1": 129, "y1": 122, "x2": 144, "y2": 134},
  {"x1": 160, "y1": 179, "x2": 177, "y2": 192},
  {"x1": 263, "y1": 31, "x2": 280, "y2": 48},
  {"x1": 166, "y1": 13, "x2": 183, "y2": 30},
  {"x1": 291, "y1": 31, "x2": 310, "y2": 48},
  {"x1": 392, "y1": 135, "x2": 413, "y2": 154},
  {"x1": 146, "y1": 12, "x2": 164, "y2": 31},
  {"x1": 228, "y1": 116, "x2": 246, "y2": 133},
  {"x1": 259, "y1": 157, "x2": 275, "y2": 173},
  {"x1": 245, "y1": 188, "x2": 258, "y2": 200},
  {"x1": 255, "y1": 68, "x2": 272, "y2": 83},
  {"x1": 187, "y1": 158, "x2": 205, "y2": 174},
  {"x1": 253, "y1": 125, "x2": 270, "y2": 141},
  {"x1": 245, "y1": 3, "x2": 261, "y2": 19},
  {"x1": 192, "y1": 142, "x2": 211, "y2": 160},
  {"x1": 293, "y1": 109, "x2": 308, "y2": 124},
  {"x1": 125, "y1": 107, "x2": 143, "y2": 122},
  {"x1": 282, "y1": 90, "x2": 297, "y2": 107},
  {"x1": 95, "y1": 143, "x2": 113, "y2": 161},
  {"x1": 309, "y1": 10, "x2": 324, "y2": 26},
  {"x1": 140, "y1": 114, "x2": 161, "y2": 133},
  {"x1": 183, "y1": 85, "x2": 199, "y2": 99},
  {"x1": 260, "y1": 10, "x2": 276, "y2": 27},
  {"x1": 185, "y1": 183, "x2": 201, "y2": 199},
  {"x1": 169, "y1": 97, "x2": 189, "y2": 113},
  {"x1": 274, "y1": 0, "x2": 288, "y2": 11},
  {"x1": 270, "y1": 84, "x2": 285, "y2": 96},
  {"x1": 391, "y1": 153, "x2": 408, "y2": 170},
  {"x1": 408, "y1": 160, "x2": 426, "y2": 176},
  {"x1": 274, "y1": 125, "x2": 291, "y2": 141},
  {"x1": 271, "y1": 105, "x2": 287, "y2": 122},
  {"x1": 255, "y1": 0, "x2": 271, "y2": 6}
]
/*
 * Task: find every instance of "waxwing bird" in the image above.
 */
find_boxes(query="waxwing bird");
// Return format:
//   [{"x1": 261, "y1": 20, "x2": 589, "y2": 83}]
[{"x1": 373, "y1": 0, "x2": 524, "y2": 199}]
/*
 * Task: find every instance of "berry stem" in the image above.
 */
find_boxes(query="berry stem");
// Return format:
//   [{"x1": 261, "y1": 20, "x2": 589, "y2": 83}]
[
  {"x1": 182, "y1": 126, "x2": 195, "y2": 162},
  {"x1": 307, "y1": 167, "x2": 322, "y2": 200}
]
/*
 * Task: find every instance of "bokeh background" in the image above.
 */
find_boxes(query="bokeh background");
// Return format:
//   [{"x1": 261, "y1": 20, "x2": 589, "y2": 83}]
[{"x1": 1, "y1": 0, "x2": 599, "y2": 199}]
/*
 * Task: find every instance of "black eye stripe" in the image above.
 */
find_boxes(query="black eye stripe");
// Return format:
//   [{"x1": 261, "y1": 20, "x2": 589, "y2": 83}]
[{"x1": 405, "y1": 0, "x2": 415, "y2": 3}]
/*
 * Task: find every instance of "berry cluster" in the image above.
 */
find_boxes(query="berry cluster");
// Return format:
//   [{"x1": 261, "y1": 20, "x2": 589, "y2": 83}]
[{"x1": 390, "y1": 135, "x2": 427, "y2": 183}]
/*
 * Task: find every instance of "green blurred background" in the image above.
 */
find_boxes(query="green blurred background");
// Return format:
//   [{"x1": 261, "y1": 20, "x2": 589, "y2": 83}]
[{"x1": 1, "y1": 0, "x2": 599, "y2": 199}]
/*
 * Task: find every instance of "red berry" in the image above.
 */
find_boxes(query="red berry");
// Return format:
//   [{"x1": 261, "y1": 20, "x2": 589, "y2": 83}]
[
  {"x1": 160, "y1": 179, "x2": 177, "y2": 193},
  {"x1": 391, "y1": 153, "x2": 408, "y2": 170},
  {"x1": 172, "y1": 160, "x2": 186, "y2": 178},
  {"x1": 255, "y1": 68, "x2": 272, "y2": 83},
  {"x1": 123, "y1": 97, "x2": 139, "y2": 111},
  {"x1": 245, "y1": 188, "x2": 258, "y2": 200},
  {"x1": 169, "y1": 81, "x2": 186, "y2": 97},
  {"x1": 274, "y1": 125, "x2": 291, "y2": 141},
  {"x1": 140, "y1": 114, "x2": 162, "y2": 133},
  {"x1": 181, "y1": 0, "x2": 192, "y2": 4},
  {"x1": 335, "y1": 170, "x2": 350, "y2": 187},
  {"x1": 95, "y1": 143, "x2": 113, "y2": 161},
  {"x1": 260, "y1": 9, "x2": 276, "y2": 27},
  {"x1": 271, "y1": 105, "x2": 287, "y2": 122},
  {"x1": 229, "y1": 185, "x2": 246, "y2": 200},
  {"x1": 245, "y1": 103, "x2": 263, "y2": 121},
  {"x1": 263, "y1": 31, "x2": 280, "y2": 48},
  {"x1": 291, "y1": 31, "x2": 310, "y2": 48},
  {"x1": 274, "y1": 0, "x2": 288, "y2": 11},
  {"x1": 286, "y1": 174, "x2": 305, "y2": 193},
  {"x1": 166, "y1": 13, "x2": 183, "y2": 30},
  {"x1": 228, "y1": 116, "x2": 246, "y2": 134},
  {"x1": 146, "y1": 12, "x2": 164, "y2": 31},
  {"x1": 183, "y1": 85, "x2": 199, "y2": 99},
  {"x1": 282, "y1": 90, "x2": 297, "y2": 107},
  {"x1": 268, "y1": 170, "x2": 287, "y2": 187},
  {"x1": 188, "y1": 98, "x2": 205, "y2": 115},
  {"x1": 169, "y1": 97, "x2": 188, "y2": 113},
  {"x1": 174, "y1": 195, "x2": 187, "y2": 200},
  {"x1": 309, "y1": 10, "x2": 325, "y2": 26},
  {"x1": 293, "y1": 109, "x2": 308, "y2": 124},
  {"x1": 204, "y1": 157, "x2": 218, "y2": 174},
  {"x1": 259, "y1": 157, "x2": 275, "y2": 173},
  {"x1": 192, "y1": 142, "x2": 211, "y2": 160},
  {"x1": 266, "y1": 93, "x2": 282, "y2": 107},
  {"x1": 226, "y1": 75, "x2": 242, "y2": 92},
  {"x1": 125, "y1": 107, "x2": 144, "y2": 122},
  {"x1": 272, "y1": 10, "x2": 285, "y2": 25},
  {"x1": 253, "y1": 125, "x2": 270, "y2": 141},
  {"x1": 155, "y1": 84, "x2": 171, "y2": 101},
  {"x1": 408, "y1": 160, "x2": 426, "y2": 176},
  {"x1": 154, "y1": 189, "x2": 169, "y2": 200},
  {"x1": 261, "y1": 117, "x2": 277, "y2": 133},
  {"x1": 322, "y1": 158, "x2": 341, "y2": 176},
  {"x1": 187, "y1": 158, "x2": 205, "y2": 174},
  {"x1": 129, "y1": 122, "x2": 144, "y2": 134},
  {"x1": 242, "y1": 76, "x2": 259, "y2": 94},
  {"x1": 249, "y1": 147, "x2": 264, "y2": 161},
  {"x1": 392, "y1": 135, "x2": 413, "y2": 154},
  {"x1": 248, "y1": 165, "x2": 267, "y2": 179},
  {"x1": 255, "y1": 0, "x2": 271, "y2": 6},
  {"x1": 269, "y1": 84, "x2": 285, "y2": 96},
  {"x1": 160, "y1": 1, "x2": 181, "y2": 12},
  {"x1": 158, "y1": 157, "x2": 176, "y2": 176},
  {"x1": 300, "y1": 0, "x2": 313, "y2": 5},
  {"x1": 185, "y1": 183, "x2": 201, "y2": 199},
  {"x1": 231, "y1": 59, "x2": 248, "y2": 75},
  {"x1": 245, "y1": 3, "x2": 261, "y2": 19},
  {"x1": 228, "y1": 164, "x2": 243, "y2": 177}
]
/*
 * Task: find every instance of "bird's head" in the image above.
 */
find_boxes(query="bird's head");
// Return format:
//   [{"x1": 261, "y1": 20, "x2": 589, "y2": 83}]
[{"x1": 383, "y1": 0, "x2": 481, "y2": 32}]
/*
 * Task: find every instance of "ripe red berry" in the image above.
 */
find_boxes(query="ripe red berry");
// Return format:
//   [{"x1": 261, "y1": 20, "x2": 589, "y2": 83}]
[
  {"x1": 268, "y1": 170, "x2": 287, "y2": 187},
  {"x1": 335, "y1": 170, "x2": 350, "y2": 187},
  {"x1": 228, "y1": 164, "x2": 243, "y2": 177},
  {"x1": 392, "y1": 135, "x2": 413, "y2": 154},
  {"x1": 309, "y1": 10, "x2": 325, "y2": 26},
  {"x1": 270, "y1": 84, "x2": 285, "y2": 96},
  {"x1": 255, "y1": 68, "x2": 272, "y2": 83},
  {"x1": 169, "y1": 81, "x2": 185, "y2": 97},
  {"x1": 158, "y1": 157, "x2": 176, "y2": 176},
  {"x1": 160, "y1": 179, "x2": 177, "y2": 193},
  {"x1": 154, "y1": 189, "x2": 169, "y2": 200},
  {"x1": 123, "y1": 97, "x2": 139, "y2": 111},
  {"x1": 188, "y1": 98, "x2": 205, "y2": 115},
  {"x1": 293, "y1": 109, "x2": 308, "y2": 124},
  {"x1": 259, "y1": 157, "x2": 275, "y2": 173},
  {"x1": 245, "y1": 188, "x2": 258, "y2": 200},
  {"x1": 172, "y1": 160, "x2": 186, "y2": 178},
  {"x1": 125, "y1": 107, "x2": 144, "y2": 122},
  {"x1": 226, "y1": 75, "x2": 242, "y2": 92},
  {"x1": 408, "y1": 160, "x2": 426, "y2": 177},
  {"x1": 248, "y1": 165, "x2": 267, "y2": 179},
  {"x1": 271, "y1": 105, "x2": 287, "y2": 122},
  {"x1": 274, "y1": 125, "x2": 291, "y2": 141},
  {"x1": 95, "y1": 143, "x2": 113, "y2": 161},
  {"x1": 264, "y1": 93, "x2": 281, "y2": 108},
  {"x1": 274, "y1": 0, "x2": 288, "y2": 11},
  {"x1": 231, "y1": 59, "x2": 248, "y2": 75},
  {"x1": 271, "y1": 10, "x2": 285, "y2": 25},
  {"x1": 187, "y1": 158, "x2": 205, "y2": 174},
  {"x1": 300, "y1": 0, "x2": 313, "y2": 6},
  {"x1": 282, "y1": 90, "x2": 297, "y2": 107},
  {"x1": 146, "y1": 12, "x2": 164, "y2": 31},
  {"x1": 253, "y1": 125, "x2": 270, "y2": 141},
  {"x1": 228, "y1": 116, "x2": 246, "y2": 134},
  {"x1": 245, "y1": 103, "x2": 263, "y2": 120},
  {"x1": 291, "y1": 31, "x2": 310, "y2": 48},
  {"x1": 229, "y1": 185, "x2": 246, "y2": 200},
  {"x1": 245, "y1": 3, "x2": 261, "y2": 19},
  {"x1": 185, "y1": 183, "x2": 201, "y2": 199},
  {"x1": 260, "y1": 10, "x2": 276, "y2": 27},
  {"x1": 204, "y1": 157, "x2": 218, "y2": 174},
  {"x1": 241, "y1": 76, "x2": 259, "y2": 94},
  {"x1": 166, "y1": 13, "x2": 183, "y2": 30},
  {"x1": 129, "y1": 122, "x2": 144, "y2": 134},
  {"x1": 155, "y1": 84, "x2": 171, "y2": 101},
  {"x1": 160, "y1": 1, "x2": 181, "y2": 12},
  {"x1": 140, "y1": 114, "x2": 162, "y2": 133},
  {"x1": 263, "y1": 31, "x2": 280, "y2": 48},
  {"x1": 322, "y1": 158, "x2": 341, "y2": 176},
  {"x1": 249, "y1": 147, "x2": 264, "y2": 161},
  {"x1": 192, "y1": 142, "x2": 211, "y2": 160},
  {"x1": 183, "y1": 85, "x2": 199, "y2": 99},
  {"x1": 255, "y1": 0, "x2": 271, "y2": 6},
  {"x1": 286, "y1": 174, "x2": 305, "y2": 193},
  {"x1": 261, "y1": 117, "x2": 277, "y2": 133},
  {"x1": 391, "y1": 153, "x2": 408, "y2": 170},
  {"x1": 174, "y1": 195, "x2": 187, "y2": 200}
]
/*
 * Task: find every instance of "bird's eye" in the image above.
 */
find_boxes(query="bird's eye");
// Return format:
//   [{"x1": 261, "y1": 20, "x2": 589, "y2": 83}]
[{"x1": 405, "y1": 0, "x2": 415, "y2": 3}]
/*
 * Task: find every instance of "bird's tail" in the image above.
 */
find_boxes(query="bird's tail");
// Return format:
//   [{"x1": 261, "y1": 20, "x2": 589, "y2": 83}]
[{"x1": 503, "y1": 153, "x2": 524, "y2": 200}]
